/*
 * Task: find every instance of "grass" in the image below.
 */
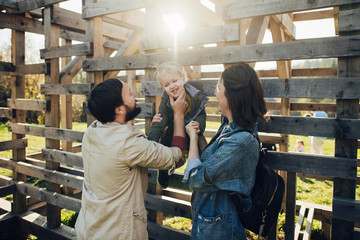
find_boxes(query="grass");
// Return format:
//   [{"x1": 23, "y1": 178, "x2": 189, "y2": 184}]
[{"x1": 1, "y1": 121, "x2": 359, "y2": 238}]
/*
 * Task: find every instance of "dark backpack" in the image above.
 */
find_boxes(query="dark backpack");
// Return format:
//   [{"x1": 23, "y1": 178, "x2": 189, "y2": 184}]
[{"x1": 229, "y1": 131, "x2": 285, "y2": 237}]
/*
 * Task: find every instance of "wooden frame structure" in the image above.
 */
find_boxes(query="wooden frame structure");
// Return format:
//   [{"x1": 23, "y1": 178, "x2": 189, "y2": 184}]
[{"x1": 0, "y1": 0, "x2": 359, "y2": 239}]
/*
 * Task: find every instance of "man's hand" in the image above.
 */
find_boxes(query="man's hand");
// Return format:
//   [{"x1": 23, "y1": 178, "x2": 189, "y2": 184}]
[{"x1": 170, "y1": 88, "x2": 188, "y2": 117}]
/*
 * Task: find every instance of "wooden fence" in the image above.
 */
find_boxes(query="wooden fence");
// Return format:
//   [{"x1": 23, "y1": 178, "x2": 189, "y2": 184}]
[{"x1": 0, "y1": 0, "x2": 359, "y2": 239}]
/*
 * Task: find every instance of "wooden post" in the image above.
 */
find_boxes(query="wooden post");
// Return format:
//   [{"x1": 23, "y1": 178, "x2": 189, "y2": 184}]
[
  {"x1": 144, "y1": 3, "x2": 163, "y2": 228},
  {"x1": 44, "y1": 5, "x2": 61, "y2": 229},
  {"x1": 11, "y1": 28, "x2": 27, "y2": 214},
  {"x1": 269, "y1": 17, "x2": 293, "y2": 240},
  {"x1": 331, "y1": 4, "x2": 359, "y2": 239},
  {"x1": 84, "y1": 0, "x2": 103, "y2": 126},
  {"x1": 60, "y1": 38, "x2": 73, "y2": 196},
  {"x1": 60, "y1": 39, "x2": 73, "y2": 153}
]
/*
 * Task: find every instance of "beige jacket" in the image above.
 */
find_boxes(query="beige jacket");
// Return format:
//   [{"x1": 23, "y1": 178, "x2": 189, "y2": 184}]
[{"x1": 75, "y1": 121, "x2": 182, "y2": 240}]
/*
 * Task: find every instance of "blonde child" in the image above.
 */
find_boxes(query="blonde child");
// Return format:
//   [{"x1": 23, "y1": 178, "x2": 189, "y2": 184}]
[
  {"x1": 294, "y1": 139, "x2": 305, "y2": 152},
  {"x1": 148, "y1": 62, "x2": 208, "y2": 188}
]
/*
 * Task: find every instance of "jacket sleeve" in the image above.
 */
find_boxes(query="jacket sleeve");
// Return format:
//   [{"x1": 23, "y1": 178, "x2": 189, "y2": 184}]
[
  {"x1": 147, "y1": 96, "x2": 169, "y2": 142},
  {"x1": 193, "y1": 109, "x2": 206, "y2": 135},
  {"x1": 124, "y1": 129, "x2": 182, "y2": 170},
  {"x1": 186, "y1": 134, "x2": 259, "y2": 194}
]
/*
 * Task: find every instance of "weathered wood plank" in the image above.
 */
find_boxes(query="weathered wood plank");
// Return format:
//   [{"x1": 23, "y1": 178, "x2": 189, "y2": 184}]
[
  {"x1": 339, "y1": 8, "x2": 360, "y2": 33},
  {"x1": 8, "y1": 123, "x2": 84, "y2": 143},
  {"x1": 223, "y1": 0, "x2": 360, "y2": 20},
  {"x1": 0, "y1": 184, "x2": 16, "y2": 197},
  {"x1": 40, "y1": 43, "x2": 92, "y2": 59},
  {"x1": 0, "y1": 62, "x2": 15, "y2": 72},
  {"x1": 16, "y1": 181, "x2": 81, "y2": 212},
  {"x1": 141, "y1": 24, "x2": 239, "y2": 50},
  {"x1": 17, "y1": 0, "x2": 67, "y2": 12},
  {"x1": 148, "y1": 221, "x2": 190, "y2": 240},
  {"x1": 258, "y1": 116, "x2": 360, "y2": 139},
  {"x1": 0, "y1": 107, "x2": 12, "y2": 119},
  {"x1": 18, "y1": 211, "x2": 77, "y2": 240},
  {"x1": 0, "y1": 12, "x2": 43, "y2": 35},
  {"x1": 0, "y1": 0, "x2": 19, "y2": 9},
  {"x1": 0, "y1": 158, "x2": 83, "y2": 190},
  {"x1": 0, "y1": 139, "x2": 27, "y2": 152},
  {"x1": 82, "y1": 0, "x2": 146, "y2": 19},
  {"x1": 141, "y1": 78, "x2": 360, "y2": 99},
  {"x1": 7, "y1": 99, "x2": 49, "y2": 111},
  {"x1": 267, "y1": 151, "x2": 357, "y2": 180},
  {"x1": 83, "y1": 36, "x2": 360, "y2": 71},
  {"x1": 15, "y1": 63, "x2": 50, "y2": 75},
  {"x1": 333, "y1": 197, "x2": 360, "y2": 222},
  {"x1": 293, "y1": 9, "x2": 335, "y2": 22},
  {"x1": 145, "y1": 193, "x2": 192, "y2": 218},
  {"x1": 60, "y1": 56, "x2": 85, "y2": 83},
  {"x1": 42, "y1": 148, "x2": 83, "y2": 168},
  {"x1": 40, "y1": 83, "x2": 92, "y2": 95}
]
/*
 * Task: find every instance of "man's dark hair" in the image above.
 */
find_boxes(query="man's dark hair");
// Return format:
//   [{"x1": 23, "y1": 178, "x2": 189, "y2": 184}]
[
  {"x1": 88, "y1": 78, "x2": 124, "y2": 123},
  {"x1": 221, "y1": 63, "x2": 267, "y2": 129}
]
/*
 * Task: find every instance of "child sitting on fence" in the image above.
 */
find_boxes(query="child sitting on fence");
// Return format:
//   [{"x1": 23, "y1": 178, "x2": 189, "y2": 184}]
[{"x1": 148, "y1": 62, "x2": 208, "y2": 188}]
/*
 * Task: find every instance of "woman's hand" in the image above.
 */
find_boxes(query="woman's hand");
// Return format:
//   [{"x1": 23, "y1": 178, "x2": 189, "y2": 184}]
[
  {"x1": 151, "y1": 113, "x2": 163, "y2": 125},
  {"x1": 186, "y1": 121, "x2": 200, "y2": 140},
  {"x1": 170, "y1": 88, "x2": 188, "y2": 117}
]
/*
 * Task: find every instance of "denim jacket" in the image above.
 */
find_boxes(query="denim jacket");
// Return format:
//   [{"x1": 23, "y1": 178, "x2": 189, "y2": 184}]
[{"x1": 183, "y1": 118, "x2": 259, "y2": 240}]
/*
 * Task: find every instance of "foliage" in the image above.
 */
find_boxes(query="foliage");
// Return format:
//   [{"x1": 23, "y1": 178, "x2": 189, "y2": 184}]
[
  {"x1": 163, "y1": 216, "x2": 192, "y2": 232},
  {"x1": 61, "y1": 209, "x2": 79, "y2": 228}
]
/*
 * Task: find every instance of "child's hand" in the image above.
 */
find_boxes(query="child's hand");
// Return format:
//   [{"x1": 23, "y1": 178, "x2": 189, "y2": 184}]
[
  {"x1": 170, "y1": 88, "x2": 188, "y2": 116},
  {"x1": 186, "y1": 121, "x2": 200, "y2": 140},
  {"x1": 151, "y1": 114, "x2": 163, "y2": 125}
]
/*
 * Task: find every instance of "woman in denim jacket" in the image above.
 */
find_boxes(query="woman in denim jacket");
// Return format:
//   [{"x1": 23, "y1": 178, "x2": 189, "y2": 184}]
[{"x1": 183, "y1": 63, "x2": 268, "y2": 240}]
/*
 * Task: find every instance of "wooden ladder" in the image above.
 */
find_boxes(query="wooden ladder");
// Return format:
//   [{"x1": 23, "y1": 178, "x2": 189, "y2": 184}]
[{"x1": 295, "y1": 205, "x2": 315, "y2": 240}]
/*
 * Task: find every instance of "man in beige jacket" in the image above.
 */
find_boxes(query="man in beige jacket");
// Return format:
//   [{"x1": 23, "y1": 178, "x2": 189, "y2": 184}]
[{"x1": 75, "y1": 78, "x2": 188, "y2": 239}]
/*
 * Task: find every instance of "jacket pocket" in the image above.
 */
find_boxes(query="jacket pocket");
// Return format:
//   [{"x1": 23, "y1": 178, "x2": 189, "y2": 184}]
[
  {"x1": 195, "y1": 213, "x2": 225, "y2": 239},
  {"x1": 132, "y1": 208, "x2": 148, "y2": 239}
]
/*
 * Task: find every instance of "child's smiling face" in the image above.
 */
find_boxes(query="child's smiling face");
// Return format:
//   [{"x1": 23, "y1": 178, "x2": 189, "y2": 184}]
[{"x1": 159, "y1": 71, "x2": 185, "y2": 99}]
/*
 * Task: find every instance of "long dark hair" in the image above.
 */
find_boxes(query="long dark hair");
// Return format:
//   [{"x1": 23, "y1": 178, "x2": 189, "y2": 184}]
[
  {"x1": 221, "y1": 63, "x2": 267, "y2": 129},
  {"x1": 88, "y1": 78, "x2": 124, "y2": 123}
]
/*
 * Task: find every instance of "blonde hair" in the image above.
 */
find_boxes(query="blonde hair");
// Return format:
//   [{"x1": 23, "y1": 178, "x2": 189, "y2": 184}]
[{"x1": 154, "y1": 62, "x2": 187, "y2": 86}]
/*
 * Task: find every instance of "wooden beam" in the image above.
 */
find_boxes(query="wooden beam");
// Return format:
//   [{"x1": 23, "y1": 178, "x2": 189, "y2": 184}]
[
  {"x1": 40, "y1": 83, "x2": 92, "y2": 95},
  {"x1": 42, "y1": 148, "x2": 83, "y2": 168},
  {"x1": 40, "y1": 42, "x2": 92, "y2": 59},
  {"x1": 223, "y1": 0, "x2": 360, "y2": 21},
  {"x1": 147, "y1": 221, "x2": 190, "y2": 240},
  {"x1": 141, "y1": 78, "x2": 360, "y2": 99},
  {"x1": 145, "y1": 193, "x2": 192, "y2": 219},
  {"x1": 258, "y1": 116, "x2": 360, "y2": 139},
  {"x1": 60, "y1": 56, "x2": 85, "y2": 83},
  {"x1": 0, "y1": 158, "x2": 83, "y2": 190},
  {"x1": 0, "y1": 184, "x2": 16, "y2": 197},
  {"x1": 0, "y1": 107, "x2": 12, "y2": 119},
  {"x1": 339, "y1": 8, "x2": 360, "y2": 33},
  {"x1": 17, "y1": 211, "x2": 77, "y2": 239},
  {"x1": 83, "y1": 36, "x2": 360, "y2": 71},
  {"x1": 15, "y1": 63, "x2": 50, "y2": 75},
  {"x1": 82, "y1": 0, "x2": 146, "y2": 19},
  {"x1": 8, "y1": 123, "x2": 84, "y2": 143},
  {"x1": 0, "y1": 0, "x2": 19, "y2": 9},
  {"x1": 0, "y1": 139, "x2": 27, "y2": 151},
  {"x1": 16, "y1": 181, "x2": 81, "y2": 212},
  {"x1": 17, "y1": 0, "x2": 67, "y2": 12},
  {"x1": 293, "y1": 9, "x2": 335, "y2": 21},
  {"x1": 333, "y1": 197, "x2": 360, "y2": 223},
  {"x1": 141, "y1": 24, "x2": 240, "y2": 51},
  {"x1": 266, "y1": 151, "x2": 357, "y2": 180},
  {"x1": 7, "y1": 99, "x2": 49, "y2": 111},
  {"x1": 0, "y1": 62, "x2": 15, "y2": 72}
]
